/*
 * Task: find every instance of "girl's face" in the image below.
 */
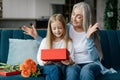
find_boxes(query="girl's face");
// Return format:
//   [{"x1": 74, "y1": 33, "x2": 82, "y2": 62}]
[
  {"x1": 71, "y1": 7, "x2": 83, "y2": 28},
  {"x1": 51, "y1": 20, "x2": 64, "y2": 41}
]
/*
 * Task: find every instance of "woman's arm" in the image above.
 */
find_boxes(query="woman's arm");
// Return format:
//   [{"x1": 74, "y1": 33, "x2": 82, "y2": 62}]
[
  {"x1": 22, "y1": 24, "x2": 43, "y2": 42},
  {"x1": 22, "y1": 24, "x2": 38, "y2": 38},
  {"x1": 86, "y1": 38, "x2": 100, "y2": 61}
]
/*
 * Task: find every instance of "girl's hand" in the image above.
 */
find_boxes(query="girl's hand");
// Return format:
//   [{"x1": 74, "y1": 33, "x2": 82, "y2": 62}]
[
  {"x1": 43, "y1": 61, "x2": 52, "y2": 65},
  {"x1": 61, "y1": 60, "x2": 70, "y2": 65},
  {"x1": 22, "y1": 24, "x2": 38, "y2": 39},
  {"x1": 86, "y1": 23, "x2": 99, "y2": 38}
]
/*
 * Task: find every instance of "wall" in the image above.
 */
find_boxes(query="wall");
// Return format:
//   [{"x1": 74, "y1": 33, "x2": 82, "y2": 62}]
[
  {"x1": 3, "y1": 0, "x2": 65, "y2": 18},
  {"x1": 35, "y1": 0, "x2": 50, "y2": 19},
  {"x1": 97, "y1": 0, "x2": 106, "y2": 29},
  {"x1": 3, "y1": 0, "x2": 36, "y2": 18},
  {"x1": 118, "y1": 0, "x2": 120, "y2": 29},
  {"x1": 0, "y1": 19, "x2": 36, "y2": 28}
]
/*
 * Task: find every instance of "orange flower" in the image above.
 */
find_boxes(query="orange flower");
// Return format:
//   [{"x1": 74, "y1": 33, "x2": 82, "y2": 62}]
[
  {"x1": 20, "y1": 58, "x2": 38, "y2": 77},
  {"x1": 20, "y1": 64, "x2": 25, "y2": 70},
  {"x1": 21, "y1": 69, "x2": 31, "y2": 78},
  {"x1": 24, "y1": 58, "x2": 36, "y2": 67},
  {"x1": 20, "y1": 63, "x2": 31, "y2": 71},
  {"x1": 31, "y1": 65, "x2": 37, "y2": 73}
]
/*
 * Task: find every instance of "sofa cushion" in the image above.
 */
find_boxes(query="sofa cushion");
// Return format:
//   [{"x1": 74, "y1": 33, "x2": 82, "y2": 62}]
[
  {"x1": 100, "y1": 30, "x2": 120, "y2": 70},
  {"x1": 1, "y1": 30, "x2": 13, "y2": 63},
  {"x1": 116, "y1": 30, "x2": 120, "y2": 48},
  {"x1": 96, "y1": 70, "x2": 120, "y2": 80},
  {"x1": 106, "y1": 30, "x2": 120, "y2": 70},
  {"x1": 37, "y1": 29, "x2": 47, "y2": 38},
  {"x1": 7, "y1": 39, "x2": 40, "y2": 65},
  {"x1": 99, "y1": 30, "x2": 112, "y2": 68}
]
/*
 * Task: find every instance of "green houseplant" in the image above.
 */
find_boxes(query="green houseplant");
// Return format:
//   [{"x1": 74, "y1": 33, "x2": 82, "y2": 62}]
[{"x1": 104, "y1": 0, "x2": 118, "y2": 30}]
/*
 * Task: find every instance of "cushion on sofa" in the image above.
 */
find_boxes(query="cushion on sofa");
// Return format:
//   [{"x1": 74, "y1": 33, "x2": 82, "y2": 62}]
[{"x1": 7, "y1": 39, "x2": 40, "y2": 65}]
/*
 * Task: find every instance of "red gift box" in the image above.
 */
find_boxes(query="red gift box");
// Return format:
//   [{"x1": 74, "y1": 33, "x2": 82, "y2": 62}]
[
  {"x1": 0, "y1": 68, "x2": 20, "y2": 76},
  {"x1": 41, "y1": 48, "x2": 69, "y2": 61}
]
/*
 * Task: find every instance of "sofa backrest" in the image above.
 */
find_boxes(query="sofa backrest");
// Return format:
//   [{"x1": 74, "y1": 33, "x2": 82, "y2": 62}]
[
  {"x1": 99, "y1": 30, "x2": 120, "y2": 70},
  {"x1": 0, "y1": 29, "x2": 47, "y2": 63}
]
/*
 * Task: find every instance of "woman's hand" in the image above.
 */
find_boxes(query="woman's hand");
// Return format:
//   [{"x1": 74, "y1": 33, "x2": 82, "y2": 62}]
[
  {"x1": 22, "y1": 24, "x2": 38, "y2": 39},
  {"x1": 86, "y1": 23, "x2": 99, "y2": 38}
]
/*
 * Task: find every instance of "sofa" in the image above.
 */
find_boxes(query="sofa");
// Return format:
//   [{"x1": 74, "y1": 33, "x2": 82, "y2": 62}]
[{"x1": 0, "y1": 29, "x2": 120, "y2": 80}]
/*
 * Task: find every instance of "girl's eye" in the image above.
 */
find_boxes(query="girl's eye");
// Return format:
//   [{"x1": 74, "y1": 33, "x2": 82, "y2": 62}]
[
  {"x1": 53, "y1": 27, "x2": 56, "y2": 30},
  {"x1": 58, "y1": 27, "x2": 62, "y2": 29}
]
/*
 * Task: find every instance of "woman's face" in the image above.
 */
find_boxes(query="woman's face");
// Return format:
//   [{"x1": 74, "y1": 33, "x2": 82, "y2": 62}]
[
  {"x1": 71, "y1": 7, "x2": 83, "y2": 28},
  {"x1": 51, "y1": 20, "x2": 64, "y2": 41}
]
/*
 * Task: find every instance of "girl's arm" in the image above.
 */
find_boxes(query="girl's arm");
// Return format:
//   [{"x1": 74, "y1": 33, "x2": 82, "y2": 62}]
[
  {"x1": 67, "y1": 41, "x2": 75, "y2": 62},
  {"x1": 37, "y1": 38, "x2": 47, "y2": 66},
  {"x1": 61, "y1": 41, "x2": 75, "y2": 65}
]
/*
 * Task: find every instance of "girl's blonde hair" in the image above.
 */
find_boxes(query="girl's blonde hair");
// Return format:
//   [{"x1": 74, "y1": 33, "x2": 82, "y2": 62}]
[
  {"x1": 72, "y1": 2, "x2": 103, "y2": 60},
  {"x1": 46, "y1": 14, "x2": 69, "y2": 49}
]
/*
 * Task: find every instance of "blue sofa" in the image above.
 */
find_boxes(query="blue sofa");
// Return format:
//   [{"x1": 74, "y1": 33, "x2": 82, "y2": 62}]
[{"x1": 0, "y1": 29, "x2": 120, "y2": 80}]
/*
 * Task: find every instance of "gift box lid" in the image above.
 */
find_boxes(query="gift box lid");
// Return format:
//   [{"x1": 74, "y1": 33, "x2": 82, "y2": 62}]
[
  {"x1": 0, "y1": 68, "x2": 20, "y2": 76},
  {"x1": 41, "y1": 48, "x2": 69, "y2": 61}
]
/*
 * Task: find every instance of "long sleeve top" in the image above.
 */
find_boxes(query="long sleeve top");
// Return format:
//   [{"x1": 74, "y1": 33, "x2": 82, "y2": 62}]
[
  {"x1": 69, "y1": 24, "x2": 99, "y2": 64},
  {"x1": 37, "y1": 38, "x2": 75, "y2": 66}
]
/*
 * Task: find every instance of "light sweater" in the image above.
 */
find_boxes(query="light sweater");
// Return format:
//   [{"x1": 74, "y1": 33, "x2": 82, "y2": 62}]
[
  {"x1": 69, "y1": 25, "x2": 93, "y2": 64},
  {"x1": 37, "y1": 38, "x2": 74, "y2": 66}
]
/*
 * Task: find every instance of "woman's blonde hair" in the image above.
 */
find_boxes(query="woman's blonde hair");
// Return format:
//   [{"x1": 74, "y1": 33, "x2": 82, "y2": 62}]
[
  {"x1": 46, "y1": 14, "x2": 69, "y2": 49},
  {"x1": 72, "y1": 2, "x2": 103, "y2": 60},
  {"x1": 72, "y1": 2, "x2": 92, "y2": 32}
]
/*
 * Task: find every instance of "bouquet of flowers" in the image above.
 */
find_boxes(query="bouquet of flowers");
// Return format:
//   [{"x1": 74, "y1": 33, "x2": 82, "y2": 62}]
[
  {"x1": 0, "y1": 58, "x2": 41, "y2": 77},
  {"x1": 20, "y1": 58, "x2": 41, "y2": 77}
]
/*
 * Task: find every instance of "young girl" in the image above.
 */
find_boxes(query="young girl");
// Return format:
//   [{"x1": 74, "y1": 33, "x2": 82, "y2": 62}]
[{"x1": 37, "y1": 14, "x2": 76, "y2": 80}]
